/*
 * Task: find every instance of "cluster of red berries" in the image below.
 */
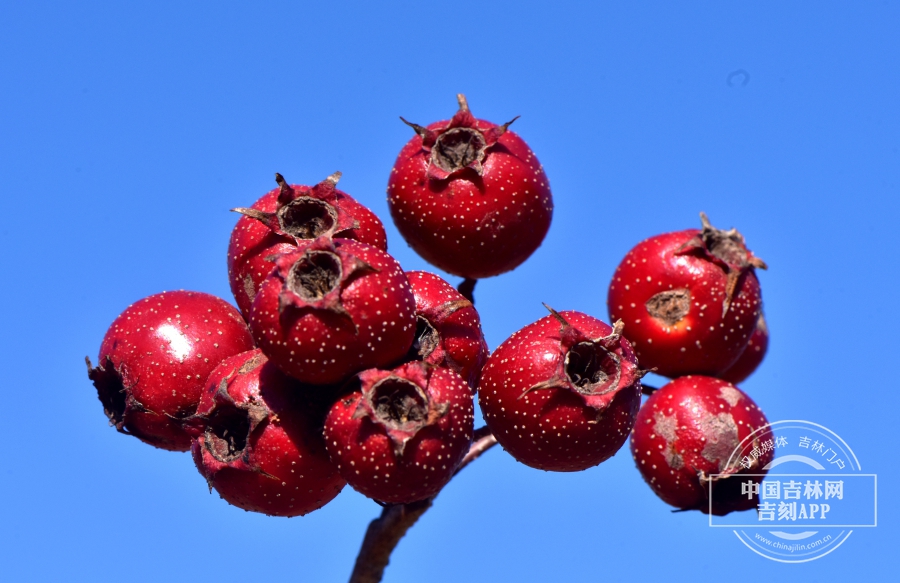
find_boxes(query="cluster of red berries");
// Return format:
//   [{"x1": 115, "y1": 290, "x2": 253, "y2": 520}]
[
  {"x1": 610, "y1": 212, "x2": 773, "y2": 514},
  {"x1": 87, "y1": 94, "x2": 772, "y2": 523}
]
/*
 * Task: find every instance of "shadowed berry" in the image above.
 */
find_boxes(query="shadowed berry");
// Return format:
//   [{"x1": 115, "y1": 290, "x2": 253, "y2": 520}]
[
  {"x1": 405, "y1": 270, "x2": 488, "y2": 390},
  {"x1": 191, "y1": 349, "x2": 345, "y2": 517}
]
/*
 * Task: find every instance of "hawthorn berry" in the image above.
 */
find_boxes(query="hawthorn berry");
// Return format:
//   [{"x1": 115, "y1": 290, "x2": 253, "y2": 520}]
[
  {"x1": 324, "y1": 362, "x2": 474, "y2": 504},
  {"x1": 191, "y1": 349, "x2": 345, "y2": 517},
  {"x1": 228, "y1": 172, "x2": 387, "y2": 318},
  {"x1": 607, "y1": 213, "x2": 767, "y2": 378},
  {"x1": 630, "y1": 375, "x2": 772, "y2": 515},
  {"x1": 719, "y1": 311, "x2": 768, "y2": 385},
  {"x1": 249, "y1": 236, "x2": 416, "y2": 385},
  {"x1": 86, "y1": 290, "x2": 255, "y2": 451},
  {"x1": 405, "y1": 270, "x2": 489, "y2": 390},
  {"x1": 478, "y1": 308, "x2": 643, "y2": 472},
  {"x1": 387, "y1": 94, "x2": 553, "y2": 279}
]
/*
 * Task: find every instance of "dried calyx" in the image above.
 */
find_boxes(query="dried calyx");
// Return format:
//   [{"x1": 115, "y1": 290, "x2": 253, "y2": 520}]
[
  {"x1": 401, "y1": 94, "x2": 518, "y2": 178},
  {"x1": 407, "y1": 299, "x2": 472, "y2": 362},
  {"x1": 278, "y1": 198, "x2": 337, "y2": 239},
  {"x1": 408, "y1": 316, "x2": 440, "y2": 361},
  {"x1": 85, "y1": 356, "x2": 132, "y2": 429},
  {"x1": 520, "y1": 306, "x2": 635, "y2": 403},
  {"x1": 200, "y1": 364, "x2": 269, "y2": 464},
  {"x1": 366, "y1": 378, "x2": 429, "y2": 431},
  {"x1": 564, "y1": 342, "x2": 621, "y2": 397},
  {"x1": 431, "y1": 127, "x2": 486, "y2": 173},
  {"x1": 287, "y1": 251, "x2": 342, "y2": 301},
  {"x1": 353, "y1": 365, "x2": 449, "y2": 456},
  {"x1": 275, "y1": 239, "x2": 377, "y2": 323},
  {"x1": 232, "y1": 172, "x2": 358, "y2": 241},
  {"x1": 699, "y1": 212, "x2": 755, "y2": 267},
  {"x1": 677, "y1": 212, "x2": 768, "y2": 316},
  {"x1": 204, "y1": 404, "x2": 251, "y2": 463}
]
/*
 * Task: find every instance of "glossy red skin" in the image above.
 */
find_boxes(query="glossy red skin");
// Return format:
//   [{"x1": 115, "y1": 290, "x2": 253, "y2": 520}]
[
  {"x1": 719, "y1": 312, "x2": 769, "y2": 384},
  {"x1": 228, "y1": 185, "x2": 388, "y2": 319},
  {"x1": 406, "y1": 271, "x2": 489, "y2": 390},
  {"x1": 249, "y1": 238, "x2": 416, "y2": 385},
  {"x1": 324, "y1": 362, "x2": 474, "y2": 504},
  {"x1": 192, "y1": 349, "x2": 345, "y2": 517},
  {"x1": 607, "y1": 228, "x2": 762, "y2": 378},
  {"x1": 478, "y1": 311, "x2": 643, "y2": 472},
  {"x1": 630, "y1": 376, "x2": 772, "y2": 515},
  {"x1": 388, "y1": 117, "x2": 553, "y2": 279},
  {"x1": 89, "y1": 290, "x2": 255, "y2": 451}
]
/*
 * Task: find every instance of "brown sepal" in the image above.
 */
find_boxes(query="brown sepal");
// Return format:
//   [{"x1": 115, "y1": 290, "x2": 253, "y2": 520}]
[
  {"x1": 483, "y1": 116, "x2": 519, "y2": 146},
  {"x1": 675, "y1": 213, "x2": 768, "y2": 317},
  {"x1": 400, "y1": 117, "x2": 439, "y2": 148}
]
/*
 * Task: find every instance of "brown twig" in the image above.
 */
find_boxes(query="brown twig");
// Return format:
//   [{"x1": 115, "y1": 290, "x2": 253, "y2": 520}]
[{"x1": 347, "y1": 427, "x2": 498, "y2": 583}]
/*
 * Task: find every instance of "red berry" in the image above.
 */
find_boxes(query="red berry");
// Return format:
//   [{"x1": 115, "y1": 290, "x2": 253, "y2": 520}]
[
  {"x1": 607, "y1": 213, "x2": 767, "y2": 378},
  {"x1": 324, "y1": 362, "x2": 474, "y2": 504},
  {"x1": 630, "y1": 375, "x2": 773, "y2": 515},
  {"x1": 249, "y1": 236, "x2": 416, "y2": 385},
  {"x1": 387, "y1": 94, "x2": 553, "y2": 279},
  {"x1": 86, "y1": 290, "x2": 255, "y2": 451},
  {"x1": 405, "y1": 270, "x2": 488, "y2": 390},
  {"x1": 228, "y1": 172, "x2": 387, "y2": 318},
  {"x1": 719, "y1": 311, "x2": 769, "y2": 384},
  {"x1": 478, "y1": 308, "x2": 643, "y2": 472},
  {"x1": 191, "y1": 349, "x2": 345, "y2": 517}
]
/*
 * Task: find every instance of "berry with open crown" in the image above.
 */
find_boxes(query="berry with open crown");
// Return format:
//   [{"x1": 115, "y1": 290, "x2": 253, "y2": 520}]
[
  {"x1": 387, "y1": 94, "x2": 552, "y2": 280},
  {"x1": 324, "y1": 361, "x2": 474, "y2": 504},
  {"x1": 478, "y1": 307, "x2": 643, "y2": 471},
  {"x1": 249, "y1": 236, "x2": 416, "y2": 385},
  {"x1": 191, "y1": 349, "x2": 345, "y2": 516}
]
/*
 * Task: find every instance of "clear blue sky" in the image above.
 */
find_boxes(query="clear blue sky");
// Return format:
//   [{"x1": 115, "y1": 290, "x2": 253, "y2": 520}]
[{"x1": 1, "y1": 2, "x2": 897, "y2": 581}]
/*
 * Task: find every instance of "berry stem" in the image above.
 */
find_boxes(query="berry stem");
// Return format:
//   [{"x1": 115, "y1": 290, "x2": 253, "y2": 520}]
[
  {"x1": 641, "y1": 384, "x2": 659, "y2": 396},
  {"x1": 457, "y1": 278, "x2": 477, "y2": 304},
  {"x1": 348, "y1": 427, "x2": 497, "y2": 583},
  {"x1": 348, "y1": 499, "x2": 433, "y2": 583},
  {"x1": 455, "y1": 425, "x2": 498, "y2": 475}
]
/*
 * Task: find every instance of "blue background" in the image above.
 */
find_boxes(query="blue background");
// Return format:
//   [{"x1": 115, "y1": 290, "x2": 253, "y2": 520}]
[{"x1": 1, "y1": 2, "x2": 896, "y2": 580}]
